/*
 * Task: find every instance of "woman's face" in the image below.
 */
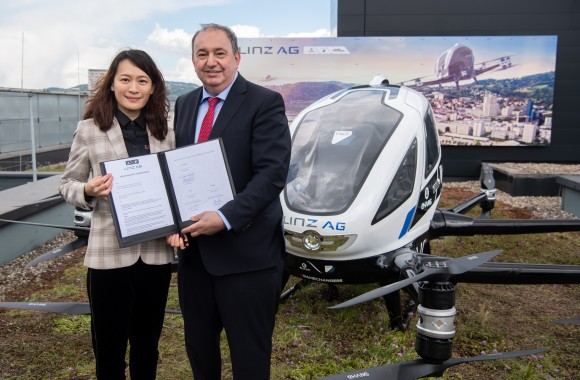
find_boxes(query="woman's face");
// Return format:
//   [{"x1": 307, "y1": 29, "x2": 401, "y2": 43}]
[{"x1": 111, "y1": 59, "x2": 154, "y2": 119}]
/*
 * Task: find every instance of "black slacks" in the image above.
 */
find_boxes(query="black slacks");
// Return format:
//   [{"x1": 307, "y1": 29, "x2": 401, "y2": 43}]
[
  {"x1": 87, "y1": 258, "x2": 172, "y2": 380},
  {"x1": 178, "y1": 245, "x2": 283, "y2": 380}
]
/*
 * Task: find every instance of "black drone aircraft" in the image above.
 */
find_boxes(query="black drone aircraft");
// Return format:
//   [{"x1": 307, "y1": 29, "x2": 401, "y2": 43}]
[{"x1": 1, "y1": 78, "x2": 579, "y2": 379}]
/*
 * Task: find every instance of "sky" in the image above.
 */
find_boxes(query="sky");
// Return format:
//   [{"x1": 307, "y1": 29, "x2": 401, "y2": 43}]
[{"x1": 0, "y1": 0, "x2": 334, "y2": 89}]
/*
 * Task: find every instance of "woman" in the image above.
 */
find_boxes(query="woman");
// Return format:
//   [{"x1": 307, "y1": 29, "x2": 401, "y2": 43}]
[{"x1": 59, "y1": 49, "x2": 174, "y2": 380}]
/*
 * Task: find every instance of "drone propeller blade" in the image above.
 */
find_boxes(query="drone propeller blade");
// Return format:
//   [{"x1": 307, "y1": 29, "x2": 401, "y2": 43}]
[
  {"x1": 328, "y1": 271, "x2": 431, "y2": 309},
  {"x1": 444, "y1": 250, "x2": 501, "y2": 275},
  {"x1": 0, "y1": 302, "x2": 182, "y2": 315},
  {"x1": 0, "y1": 218, "x2": 90, "y2": 233},
  {"x1": 318, "y1": 348, "x2": 545, "y2": 380},
  {"x1": 26, "y1": 237, "x2": 88, "y2": 268},
  {"x1": 553, "y1": 317, "x2": 580, "y2": 325},
  {"x1": 0, "y1": 302, "x2": 91, "y2": 314},
  {"x1": 13, "y1": 195, "x2": 63, "y2": 207},
  {"x1": 330, "y1": 250, "x2": 501, "y2": 309},
  {"x1": 441, "y1": 347, "x2": 545, "y2": 368},
  {"x1": 317, "y1": 359, "x2": 421, "y2": 379}
]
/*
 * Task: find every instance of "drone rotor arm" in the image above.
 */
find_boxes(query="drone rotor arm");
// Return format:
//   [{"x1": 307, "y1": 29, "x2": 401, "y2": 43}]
[{"x1": 451, "y1": 262, "x2": 580, "y2": 285}]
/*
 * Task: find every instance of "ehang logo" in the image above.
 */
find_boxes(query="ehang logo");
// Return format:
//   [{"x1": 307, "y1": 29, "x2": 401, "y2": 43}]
[{"x1": 126, "y1": 159, "x2": 139, "y2": 166}]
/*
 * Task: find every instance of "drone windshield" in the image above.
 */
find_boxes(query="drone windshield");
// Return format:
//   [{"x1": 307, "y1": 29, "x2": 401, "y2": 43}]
[
  {"x1": 285, "y1": 90, "x2": 402, "y2": 214},
  {"x1": 372, "y1": 138, "x2": 417, "y2": 224}
]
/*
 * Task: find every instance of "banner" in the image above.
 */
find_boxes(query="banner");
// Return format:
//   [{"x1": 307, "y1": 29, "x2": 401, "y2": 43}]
[{"x1": 238, "y1": 36, "x2": 557, "y2": 146}]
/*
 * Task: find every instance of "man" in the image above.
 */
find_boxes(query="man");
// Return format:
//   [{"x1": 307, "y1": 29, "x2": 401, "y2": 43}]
[{"x1": 169, "y1": 23, "x2": 291, "y2": 379}]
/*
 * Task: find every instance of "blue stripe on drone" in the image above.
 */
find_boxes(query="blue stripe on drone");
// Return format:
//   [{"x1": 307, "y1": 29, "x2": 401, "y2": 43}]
[{"x1": 399, "y1": 206, "x2": 416, "y2": 239}]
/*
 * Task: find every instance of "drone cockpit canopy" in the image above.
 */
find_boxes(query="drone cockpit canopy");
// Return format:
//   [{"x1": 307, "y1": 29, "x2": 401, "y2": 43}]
[
  {"x1": 285, "y1": 89, "x2": 403, "y2": 214},
  {"x1": 282, "y1": 81, "x2": 442, "y2": 261}
]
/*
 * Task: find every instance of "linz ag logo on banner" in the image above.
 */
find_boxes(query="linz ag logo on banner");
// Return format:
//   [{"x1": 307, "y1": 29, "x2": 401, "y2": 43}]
[
  {"x1": 239, "y1": 46, "x2": 299, "y2": 55},
  {"x1": 125, "y1": 159, "x2": 139, "y2": 166}
]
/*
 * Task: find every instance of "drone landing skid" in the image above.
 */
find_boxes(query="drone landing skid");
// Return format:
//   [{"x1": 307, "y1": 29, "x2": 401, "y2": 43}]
[{"x1": 382, "y1": 290, "x2": 417, "y2": 331}]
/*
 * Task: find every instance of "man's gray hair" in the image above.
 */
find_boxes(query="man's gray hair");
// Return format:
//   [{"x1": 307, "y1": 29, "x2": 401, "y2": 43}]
[{"x1": 191, "y1": 23, "x2": 239, "y2": 56}]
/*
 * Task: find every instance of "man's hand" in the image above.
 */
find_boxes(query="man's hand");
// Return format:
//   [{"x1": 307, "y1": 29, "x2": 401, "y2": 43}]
[{"x1": 182, "y1": 211, "x2": 226, "y2": 237}]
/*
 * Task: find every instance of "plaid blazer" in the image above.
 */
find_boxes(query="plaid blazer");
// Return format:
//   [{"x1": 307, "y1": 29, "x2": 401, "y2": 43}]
[{"x1": 59, "y1": 118, "x2": 175, "y2": 269}]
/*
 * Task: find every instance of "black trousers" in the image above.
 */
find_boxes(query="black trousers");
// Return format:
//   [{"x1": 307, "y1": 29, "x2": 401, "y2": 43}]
[
  {"x1": 87, "y1": 258, "x2": 172, "y2": 380},
  {"x1": 178, "y1": 246, "x2": 283, "y2": 380}
]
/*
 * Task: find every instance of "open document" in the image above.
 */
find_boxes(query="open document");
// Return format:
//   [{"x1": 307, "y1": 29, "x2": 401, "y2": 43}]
[{"x1": 100, "y1": 138, "x2": 235, "y2": 248}]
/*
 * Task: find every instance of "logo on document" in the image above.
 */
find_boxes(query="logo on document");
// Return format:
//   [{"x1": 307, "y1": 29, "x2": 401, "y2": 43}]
[{"x1": 125, "y1": 159, "x2": 139, "y2": 166}]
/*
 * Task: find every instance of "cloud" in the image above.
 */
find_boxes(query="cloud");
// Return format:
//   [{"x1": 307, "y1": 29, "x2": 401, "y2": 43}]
[
  {"x1": 0, "y1": 1, "x2": 332, "y2": 89},
  {"x1": 231, "y1": 25, "x2": 332, "y2": 38},
  {"x1": 0, "y1": 0, "x2": 226, "y2": 88},
  {"x1": 146, "y1": 23, "x2": 333, "y2": 53},
  {"x1": 286, "y1": 28, "x2": 332, "y2": 38},
  {"x1": 165, "y1": 57, "x2": 200, "y2": 85},
  {"x1": 146, "y1": 24, "x2": 192, "y2": 54},
  {"x1": 230, "y1": 25, "x2": 264, "y2": 38},
  {"x1": 145, "y1": 24, "x2": 267, "y2": 54}
]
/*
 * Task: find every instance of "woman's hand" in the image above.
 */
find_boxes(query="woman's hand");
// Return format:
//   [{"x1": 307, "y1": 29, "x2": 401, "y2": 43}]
[
  {"x1": 84, "y1": 173, "x2": 113, "y2": 198},
  {"x1": 166, "y1": 233, "x2": 188, "y2": 249}
]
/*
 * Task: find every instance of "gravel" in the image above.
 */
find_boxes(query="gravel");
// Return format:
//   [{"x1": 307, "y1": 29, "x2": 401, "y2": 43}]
[
  {"x1": 0, "y1": 230, "x2": 81, "y2": 301},
  {"x1": 487, "y1": 162, "x2": 580, "y2": 175},
  {"x1": 444, "y1": 180, "x2": 577, "y2": 220},
  {"x1": 455, "y1": 161, "x2": 580, "y2": 220}
]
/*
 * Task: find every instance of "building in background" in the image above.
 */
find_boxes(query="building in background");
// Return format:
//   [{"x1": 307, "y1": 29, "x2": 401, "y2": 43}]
[{"x1": 88, "y1": 69, "x2": 107, "y2": 92}]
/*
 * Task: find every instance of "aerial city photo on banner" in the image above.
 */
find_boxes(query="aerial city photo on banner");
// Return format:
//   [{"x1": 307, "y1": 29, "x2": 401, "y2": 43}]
[{"x1": 238, "y1": 36, "x2": 557, "y2": 147}]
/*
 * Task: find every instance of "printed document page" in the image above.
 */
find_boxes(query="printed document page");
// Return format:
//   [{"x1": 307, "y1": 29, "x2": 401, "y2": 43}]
[
  {"x1": 164, "y1": 140, "x2": 234, "y2": 223},
  {"x1": 102, "y1": 154, "x2": 175, "y2": 238}
]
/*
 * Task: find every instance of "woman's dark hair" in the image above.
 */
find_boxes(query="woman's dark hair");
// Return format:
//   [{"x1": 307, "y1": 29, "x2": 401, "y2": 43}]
[{"x1": 84, "y1": 49, "x2": 169, "y2": 140}]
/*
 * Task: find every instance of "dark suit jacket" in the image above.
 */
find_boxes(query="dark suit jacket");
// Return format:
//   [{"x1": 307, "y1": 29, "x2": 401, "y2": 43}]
[{"x1": 173, "y1": 74, "x2": 291, "y2": 276}]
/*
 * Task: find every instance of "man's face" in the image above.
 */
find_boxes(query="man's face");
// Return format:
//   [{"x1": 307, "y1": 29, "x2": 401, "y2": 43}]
[{"x1": 192, "y1": 28, "x2": 240, "y2": 96}]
